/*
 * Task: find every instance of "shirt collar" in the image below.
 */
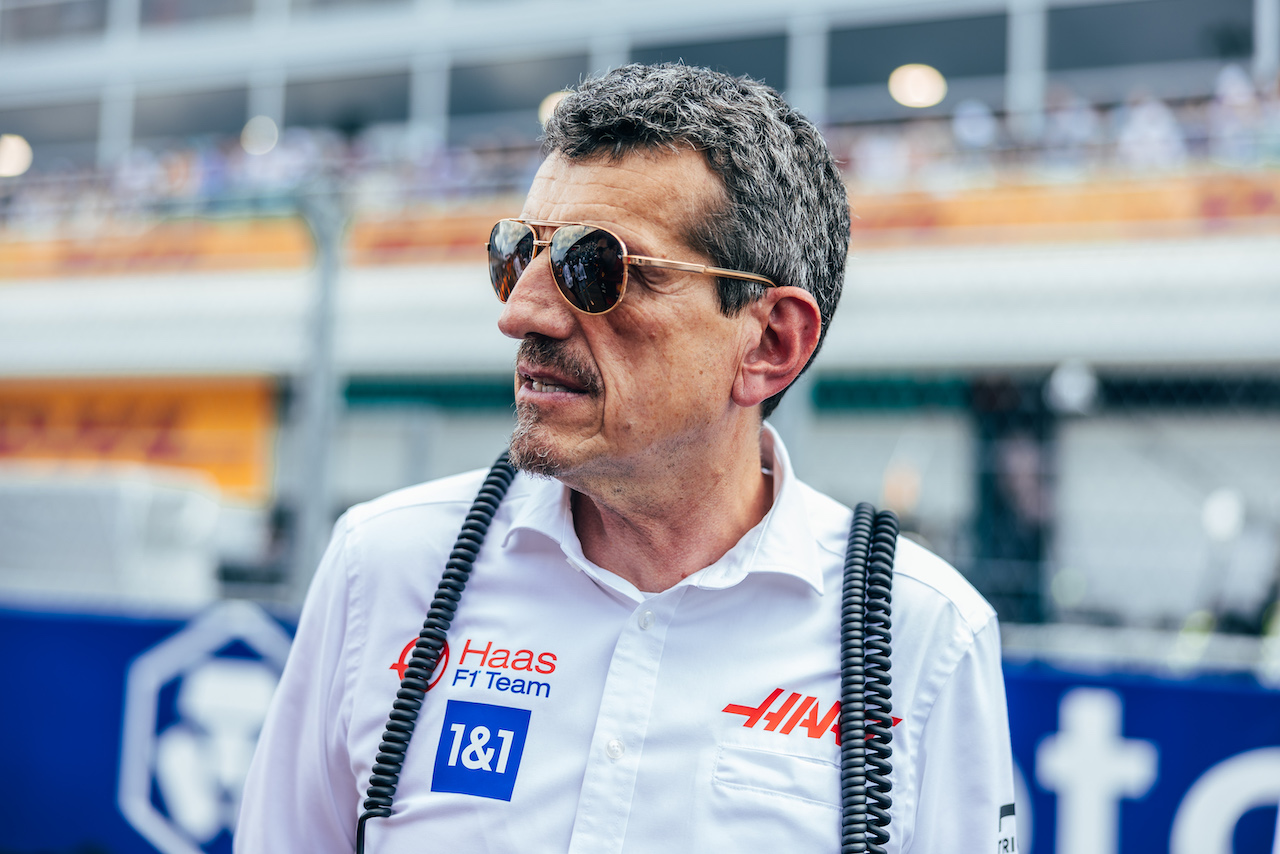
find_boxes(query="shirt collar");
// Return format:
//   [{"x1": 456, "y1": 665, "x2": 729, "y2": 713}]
[{"x1": 502, "y1": 423, "x2": 824, "y2": 598}]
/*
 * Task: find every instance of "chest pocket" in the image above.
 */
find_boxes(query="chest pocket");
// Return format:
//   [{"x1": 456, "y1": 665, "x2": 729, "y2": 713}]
[{"x1": 712, "y1": 742, "x2": 839, "y2": 809}]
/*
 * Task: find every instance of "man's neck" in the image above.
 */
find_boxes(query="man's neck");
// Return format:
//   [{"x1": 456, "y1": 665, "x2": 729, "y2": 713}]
[{"x1": 567, "y1": 423, "x2": 775, "y2": 594}]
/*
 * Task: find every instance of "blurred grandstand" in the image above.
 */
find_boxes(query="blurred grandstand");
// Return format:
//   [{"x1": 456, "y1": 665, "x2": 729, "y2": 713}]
[
  {"x1": 3, "y1": 0, "x2": 1277, "y2": 642},
  {"x1": 4, "y1": 68, "x2": 1280, "y2": 236},
  {"x1": 2, "y1": 1, "x2": 1280, "y2": 851},
  {"x1": 2, "y1": 0, "x2": 1279, "y2": 633}
]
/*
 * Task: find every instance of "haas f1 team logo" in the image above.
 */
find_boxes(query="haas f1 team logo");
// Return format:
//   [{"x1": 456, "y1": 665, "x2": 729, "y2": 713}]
[
  {"x1": 723, "y1": 688, "x2": 901, "y2": 745},
  {"x1": 391, "y1": 637, "x2": 558, "y2": 699},
  {"x1": 390, "y1": 638, "x2": 450, "y2": 690}
]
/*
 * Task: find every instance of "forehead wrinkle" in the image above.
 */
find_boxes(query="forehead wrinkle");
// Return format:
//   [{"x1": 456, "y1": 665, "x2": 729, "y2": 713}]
[{"x1": 604, "y1": 148, "x2": 726, "y2": 251}]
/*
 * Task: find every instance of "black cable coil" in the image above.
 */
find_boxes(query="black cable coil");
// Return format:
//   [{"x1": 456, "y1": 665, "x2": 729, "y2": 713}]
[
  {"x1": 352, "y1": 455, "x2": 895, "y2": 853},
  {"x1": 840, "y1": 502, "x2": 898, "y2": 854},
  {"x1": 355, "y1": 452, "x2": 517, "y2": 854}
]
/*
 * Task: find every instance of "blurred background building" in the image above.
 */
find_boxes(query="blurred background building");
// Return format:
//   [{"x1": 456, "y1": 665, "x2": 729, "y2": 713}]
[
  {"x1": 4, "y1": 0, "x2": 1277, "y2": 631},
  {"x1": 2, "y1": 2, "x2": 1280, "y2": 849}
]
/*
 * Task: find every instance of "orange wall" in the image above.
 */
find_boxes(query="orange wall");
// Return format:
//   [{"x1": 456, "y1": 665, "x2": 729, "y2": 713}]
[
  {"x1": 1, "y1": 174, "x2": 1277, "y2": 279},
  {"x1": 0, "y1": 377, "x2": 276, "y2": 503}
]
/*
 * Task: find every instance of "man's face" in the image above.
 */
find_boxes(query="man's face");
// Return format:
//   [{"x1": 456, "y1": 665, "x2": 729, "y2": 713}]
[{"x1": 499, "y1": 148, "x2": 755, "y2": 486}]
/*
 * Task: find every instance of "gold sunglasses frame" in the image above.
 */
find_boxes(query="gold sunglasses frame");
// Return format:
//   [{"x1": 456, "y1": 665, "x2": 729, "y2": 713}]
[{"x1": 487, "y1": 218, "x2": 777, "y2": 316}]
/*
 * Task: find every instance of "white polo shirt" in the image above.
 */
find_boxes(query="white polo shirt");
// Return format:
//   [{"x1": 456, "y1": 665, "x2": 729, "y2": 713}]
[{"x1": 237, "y1": 428, "x2": 1016, "y2": 853}]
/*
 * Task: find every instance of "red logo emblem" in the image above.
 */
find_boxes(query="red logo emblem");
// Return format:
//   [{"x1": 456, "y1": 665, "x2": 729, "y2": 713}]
[
  {"x1": 390, "y1": 639, "x2": 449, "y2": 691},
  {"x1": 723, "y1": 688, "x2": 901, "y2": 745}
]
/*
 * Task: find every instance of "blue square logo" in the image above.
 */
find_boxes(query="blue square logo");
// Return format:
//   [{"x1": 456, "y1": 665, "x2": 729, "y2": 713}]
[{"x1": 431, "y1": 700, "x2": 532, "y2": 801}]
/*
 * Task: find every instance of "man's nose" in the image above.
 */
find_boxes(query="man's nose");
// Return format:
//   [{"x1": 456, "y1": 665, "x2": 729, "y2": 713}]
[{"x1": 497, "y1": 255, "x2": 576, "y2": 341}]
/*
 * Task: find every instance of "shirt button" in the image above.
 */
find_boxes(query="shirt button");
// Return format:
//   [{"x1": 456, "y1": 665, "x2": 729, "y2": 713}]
[
  {"x1": 606, "y1": 739, "x2": 625, "y2": 760},
  {"x1": 638, "y1": 610, "x2": 655, "y2": 630}
]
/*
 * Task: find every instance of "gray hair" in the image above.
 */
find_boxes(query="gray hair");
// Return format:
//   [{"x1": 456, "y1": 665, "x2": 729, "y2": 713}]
[{"x1": 542, "y1": 62, "x2": 850, "y2": 418}]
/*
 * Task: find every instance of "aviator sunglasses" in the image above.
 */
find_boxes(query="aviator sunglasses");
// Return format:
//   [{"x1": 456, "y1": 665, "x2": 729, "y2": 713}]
[{"x1": 487, "y1": 219, "x2": 777, "y2": 315}]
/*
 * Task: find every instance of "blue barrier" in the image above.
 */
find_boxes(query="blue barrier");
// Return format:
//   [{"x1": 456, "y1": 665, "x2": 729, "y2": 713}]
[
  {"x1": 1, "y1": 603, "x2": 1277, "y2": 853},
  {"x1": 1007, "y1": 661, "x2": 1280, "y2": 854},
  {"x1": 0, "y1": 603, "x2": 292, "y2": 854}
]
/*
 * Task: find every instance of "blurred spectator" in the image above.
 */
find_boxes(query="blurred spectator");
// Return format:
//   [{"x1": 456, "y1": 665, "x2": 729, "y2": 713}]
[
  {"x1": 6, "y1": 82, "x2": 1280, "y2": 238},
  {"x1": 1043, "y1": 87, "x2": 1104, "y2": 175},
  {"x1": 952, "y1": 99, "x2": 1000, "y2": 151},
  {"x1": 241, "y1": 127, "x2": 327, "y2": 204},
  {"x1": 1113, "y1": 93, "x2": 1188, "y2": 172},
  {"x1": 1207, "y1": 64, "x2": 1260, "y2": 167},
  {"x1": 113, "y1": 147, "x2": 165, "y2": 218},
  {"x1": 903, "y1": 118, "x2": 957, "y2": 190},
  {"x1": 1258, "y1": 72, "x2": 1280, "y2": 166},
  {"x1": 951, "y1": 99, "x2": 1000, "y2": 178},
  {"x1": 850, "y1": 128, "x2": 913, "y2": 190},
  {"x1": 848, "y1": 119, "x2": 962, "y2": 192}
]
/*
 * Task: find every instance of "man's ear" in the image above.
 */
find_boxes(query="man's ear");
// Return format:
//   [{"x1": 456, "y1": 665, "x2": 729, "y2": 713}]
[{"x1": 731, "y1": 287, "x2": 822, "y2": 409}]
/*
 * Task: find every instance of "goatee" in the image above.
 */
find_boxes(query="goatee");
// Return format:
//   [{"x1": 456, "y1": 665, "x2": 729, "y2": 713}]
[
  {"x1": 509, "y1": 401, "x2": 561, "y2": 477},
  {"x1": 507, "y1": 335, "x2": 600, "y2": 477}
]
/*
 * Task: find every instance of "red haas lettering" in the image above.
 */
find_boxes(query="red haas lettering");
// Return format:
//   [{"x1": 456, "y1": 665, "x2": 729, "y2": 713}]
[
  {"x1": 459, "y1": 638, "x2": 557, "y2": 674},
  {"x1": 723, "y1": 688, "x2": 902, "y2": 745}
]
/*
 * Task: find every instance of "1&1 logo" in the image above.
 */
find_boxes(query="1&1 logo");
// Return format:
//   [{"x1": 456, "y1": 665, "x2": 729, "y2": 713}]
[
  {"x1": 118, "y1": 602, "x2": 293, "y2": 854},
  {"x1": 431, "y1": 700, "x2": 532, "y2": 801}
]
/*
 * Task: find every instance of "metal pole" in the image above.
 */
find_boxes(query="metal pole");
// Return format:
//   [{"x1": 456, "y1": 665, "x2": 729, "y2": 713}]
[
  {"x1": 1006, "y1": 0, "x2": 1048, "y2": 143},
  {"x1": 290, "y1": 183, "x2": 346, "y2": 603},
  {"x1": 786, "y1": 13, "x2": 829, "y2": 129},
  {"x1": 1256, "y1": 0, "x2": 1280, "y2": 92}
]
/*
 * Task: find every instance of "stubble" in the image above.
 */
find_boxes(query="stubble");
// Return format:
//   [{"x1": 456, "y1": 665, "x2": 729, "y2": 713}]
[{"x1": 508, "y1": 335, "x2": 602, "y2": 477}]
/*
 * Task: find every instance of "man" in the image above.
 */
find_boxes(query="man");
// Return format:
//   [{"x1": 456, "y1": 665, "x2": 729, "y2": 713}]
[{"x1": 237, "y1": 63, "x2": 1015, "y2": 853}]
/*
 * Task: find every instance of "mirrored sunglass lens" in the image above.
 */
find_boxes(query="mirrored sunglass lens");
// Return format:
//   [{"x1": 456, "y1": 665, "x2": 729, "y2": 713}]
[
  {"x1": 488, "y1": 221, "x2": 535, "y2": 302},
  {"x1": 549, "y1": 226, "x2": 625, "y2": 313}
]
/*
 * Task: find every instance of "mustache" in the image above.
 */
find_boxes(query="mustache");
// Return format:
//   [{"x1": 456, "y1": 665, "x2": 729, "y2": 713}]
[{"x1": 517, "y1": 335, "x2": 602, "y2": 395}]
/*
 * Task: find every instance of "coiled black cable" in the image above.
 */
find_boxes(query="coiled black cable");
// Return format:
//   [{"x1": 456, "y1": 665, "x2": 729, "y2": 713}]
[
  {"x1": 353, "y1": 455, "x2": 896, "y2": 853},
  {"x1": 354, "y1": 452, "x2": 517, "y2": 854},
  {"x1": 840, "y1": 503, "x2": 898, "y2": 854}
]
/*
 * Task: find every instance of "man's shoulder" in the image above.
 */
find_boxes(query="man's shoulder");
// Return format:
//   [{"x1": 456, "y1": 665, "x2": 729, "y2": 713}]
[
  {"x1": 327, "y1": 468, "x2": 556, "y2": 582},
  {"x1": 342, "y1": 468, "x2": 494, "y2": 530},
  {"x1": 793, "y1": 480, "x2": 995, "y2": 636},
  {"x1": 343, "y1": 465, "x2": 556, "y2": 534},
  {"x1": 893, "y1": 536, "x2": 996, "y2": 636}
]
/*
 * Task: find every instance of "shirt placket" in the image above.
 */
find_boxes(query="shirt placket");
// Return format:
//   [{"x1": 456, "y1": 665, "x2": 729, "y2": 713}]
[{"x1": 565, "y1": 586, "x2": 686, "y2": 854}]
